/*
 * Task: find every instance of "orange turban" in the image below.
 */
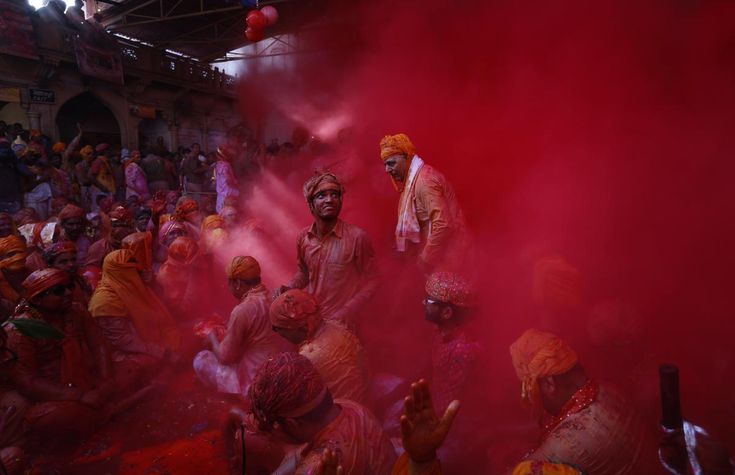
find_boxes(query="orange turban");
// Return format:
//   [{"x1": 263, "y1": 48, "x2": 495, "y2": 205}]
[
  {"x1": 22, "y1": 268, "x2": 70, "y2": 301},
  {"x1": 425, "y1": 272, "x2": 477, "y2": 308},
  {"x1": 52, "y1": 142, "x2": 66, "y2": 154},
  {"x1": 509, "y1": 329, "x2": 578, "y2": 407},
  {"x1": 80, "y1": 145, "x2": 94, "y2": 160},
  {"x1": 121, "y1": 232, "x2": 152, "y2": 271},
  {"x1": 167, "y1": 237, "x2": 199, "y2": 266},
  {"x1": 379, "y1": 133, "x2": 416, "y2": 161},
  {"x1": 226, "y1": 255, "x2": 260, "y2": 281},
  {"x1": 248, "y1": 352, "x2": 328, "y2": 430},
  {"x1": 201, "y1": 215, "x2": 225, "y2": 232},
  {"x1": 512, "y1": 461, "x2": 582, "y2": 475},
  {"x1": 58, "y1": 204, "x2": 85, "y2": 225},
  {"x1": 0, "y1": 235, "x2": 29, "y2": 271},
  {"x1": 269, "y1": 289, "x2": 319, "y2": 334},
  {"x1": 302, "y1": 173, "x2": 344, "y2": 204},
  {"x1": 175, "y1": 197, "x2": 199, "y2": 222}
]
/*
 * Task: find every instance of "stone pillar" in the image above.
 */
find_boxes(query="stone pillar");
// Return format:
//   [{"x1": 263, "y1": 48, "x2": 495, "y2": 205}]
[
  {"x1": 27, "y1": 111, "x2": 41, "y2": 131},
  {"x1": 168, "y1": 121, "x2": 179, "y2": 152}
]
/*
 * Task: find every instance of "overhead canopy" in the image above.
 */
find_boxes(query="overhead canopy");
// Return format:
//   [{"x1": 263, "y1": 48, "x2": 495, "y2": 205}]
[{"x1": 98, "y1": 0, "x2": 324, "y2": 62}]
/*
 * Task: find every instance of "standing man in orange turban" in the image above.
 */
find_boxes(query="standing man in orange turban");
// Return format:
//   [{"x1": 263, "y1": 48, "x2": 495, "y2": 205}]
[
  {"x1": 392, "y1": 329, "x2": 654, "y2": 475},
  {"x1": 277, "y1": 173, "x2": 379, "y2": 328},
  {"x1": 270, "y1": 289, "x2": 368, "y2": 403},
  {"x1": 193, "y1": 256, "x2": 289, "y2": 395},
  {"x1": 379, "y1": 134, "x2": 471, "y2": 273}
]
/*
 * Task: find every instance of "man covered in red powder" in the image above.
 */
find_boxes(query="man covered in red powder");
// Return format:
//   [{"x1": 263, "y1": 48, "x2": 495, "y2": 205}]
[
  {"x1": 392, "y1": 329, "x2": 655, "y2": 475},
  {"x1": 0, "y1": 325, "x2": 28, "y2": 475},
  {"x1": 4, "y1": 268, "x2": 118, "y2": 439},
  {"x1": 0, "y1": 236, "x2": 29, "y2": 320},
  {"x1": 193, "y1": 256, "x2": 289, "y2": 395},
  {"x1": 248, "y1": 352, "x2": 396, "y2": 474},
  {"x1": 270, "y1": 289, "x2": 368, "y2": 404},
  {"x1": 278, "y1": 173, "x2": 379, "y2": 328},
  {"x1": 84, "y1": 206, "x2": 135, "y2": 269},
  {"x1": 44, "y1": 241, "x2": 93, "y2": 306},
  {"x1": 55, "y1": 204, "x2": 91, "y2": 266},
  {"x1": 380, "y1": 134, "x2": 471, "y2": 273}
]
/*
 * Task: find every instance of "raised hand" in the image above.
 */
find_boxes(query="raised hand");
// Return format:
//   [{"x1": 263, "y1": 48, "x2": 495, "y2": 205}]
[
  {"x1": 400, "y1": 379, "x2": 460, "y2": 464},
  {"x1": 315, "y1": 448, "x2": 343, "y2": 475}
]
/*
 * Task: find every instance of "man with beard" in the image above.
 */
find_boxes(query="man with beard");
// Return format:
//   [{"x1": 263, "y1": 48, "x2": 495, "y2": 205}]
[
  {"x1": 56, "y1": 204, "x2": 91, "y2": 265},
  {"x1": 277, "y1": 173, "x2": 379, "y2": 328}
]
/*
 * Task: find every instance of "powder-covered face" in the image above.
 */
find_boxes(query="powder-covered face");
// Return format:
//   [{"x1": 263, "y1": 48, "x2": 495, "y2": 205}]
[{"x1": 383, "y1": 154, "x2": 408, "y2": 183}]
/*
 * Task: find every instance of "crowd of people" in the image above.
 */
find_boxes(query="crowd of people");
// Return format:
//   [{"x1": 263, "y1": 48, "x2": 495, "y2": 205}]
[{"x1": 0, "y1": 125, "x2": 732, "y2": 475}]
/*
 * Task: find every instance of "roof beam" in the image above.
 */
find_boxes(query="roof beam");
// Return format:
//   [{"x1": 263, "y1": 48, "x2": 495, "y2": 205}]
[
  {"x1": 103, "y1": 0, "x2": 160, "y2": 26},
  {"x1": 109, "y1": 6, "x2": 242, "y2": 30}
]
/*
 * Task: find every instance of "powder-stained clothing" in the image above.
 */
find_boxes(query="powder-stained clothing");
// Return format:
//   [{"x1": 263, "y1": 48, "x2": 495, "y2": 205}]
[
  {"x1": 299, "y1": 321, "x2": 368, "y2": 404},
  {"x1": 430, "y1": 330, "x2": 480, "y2": 416},
  {"x1": 193, "y1": 285, "x2": 290, "y2": 394},
  {"x1": 125, "y1": 162, "x2": 149, "y2": 200},
  {"x1": 296, "y1": 399, "x2": 396, "y2": 475},
  {"x1": 288, "y1": 220, "x2": 379, "y2": 326},
  {"x1": 214, "y1": 160, "x2": 239, "y2": 213},
  {"x1": 526, "y1": 383, "x2": 652, "y2": 475},
  {"x1": 406, "y1": 164, "x2": 471, "y2": 271},
  {"x1": 5, "y1": 305, "x2": 109, "y2": 395},
  {"x1": 84, "y1": 238, "x2": 115, "y2": 268}
]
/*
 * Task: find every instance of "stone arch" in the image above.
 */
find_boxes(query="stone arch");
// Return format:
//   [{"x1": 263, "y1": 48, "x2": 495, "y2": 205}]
[{"x1": 55, "y1": 90, "x2": 125, "y2": 145}]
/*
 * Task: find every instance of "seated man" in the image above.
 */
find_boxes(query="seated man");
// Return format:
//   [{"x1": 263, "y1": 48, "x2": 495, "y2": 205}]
[
  {"x1": 392, "y1": 329, "x2": 656, "y2": 475},
  {"x1": 4, "y1": 268, "x2": 117, "y2": 439},
  {"x1": 270, "y1": 289, "x2": 368, "y2": 404},
  {"x1": 0, "y1": 236, "x2": 29, "y2": 320},
  {"x1": 248, "y1": 352, "x2": 396, "y2": 474},
  {"x1": 88, "y1": 249, "x2": 180, "y2": 389},
  {"x1": 85, "y1": 207, "x2": 135, "y2": 269},
  {"x1": 0, "y1": 326, "x2": 28, "y2": 475},
  {"x1": 44, "y1": 241, "x2": 92, "y2": 306},
  {"x1": 194, "y1": 256, "x2": 289, "y2": 395},
  {"x1": 55, "y1": 204, "x2": 91, "y2": 265}
]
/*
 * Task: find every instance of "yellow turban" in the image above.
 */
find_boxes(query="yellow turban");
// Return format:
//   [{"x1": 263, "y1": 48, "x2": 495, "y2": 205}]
[
  {"x1": 379, "y1": 133, "x2": 416, "y2": 161},
  {"x1": 226, "y1": 255, "x2": 260, "y2": 281},
  {"x1": 509, "y1": 329, "x2": 578, "y2": 407}
]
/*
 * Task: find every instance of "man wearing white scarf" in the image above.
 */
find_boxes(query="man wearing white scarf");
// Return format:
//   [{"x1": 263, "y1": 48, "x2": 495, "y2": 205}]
[{"x1": 380, "y1": 133, "x2": 471, "y2": 273}]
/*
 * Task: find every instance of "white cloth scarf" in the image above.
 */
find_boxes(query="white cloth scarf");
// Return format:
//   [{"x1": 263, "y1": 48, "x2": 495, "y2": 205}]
[{"x1": 395, "y1": 155, "x2": 424, "y2": 252}]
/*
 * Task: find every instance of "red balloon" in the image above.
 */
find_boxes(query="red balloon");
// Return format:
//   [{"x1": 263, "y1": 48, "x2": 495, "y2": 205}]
[
  {"x1": 246, "y1": 10, "x2": 267, "y2": 30},
  {"x1": 260, "y1": 5, "x2": 278, "y2": 26},
  {"x1": 245, "y1": 27, "x2": 264, "y2": 42}
]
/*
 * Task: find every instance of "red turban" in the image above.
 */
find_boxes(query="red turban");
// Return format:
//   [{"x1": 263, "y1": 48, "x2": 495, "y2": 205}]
[
  {"x1": 248, "y1": 352, "x2": 328, "y2": 431},
  {"x1": 226, "y1": 256, "x2": 260, "y2": 280},
  {"x1": 44, "y1": 240, "x2": 77, "y2": 264},
  {"x1": 22, "y1": 267, "x2": 70, "y2": 301},
  {"x1": 167, "y1": 237, "x2": 199, "y2": 266},
  {"x1": 14, "y1": 208, "x2": 39, "y2": 226},
  {"x1": 302, "y1": 173, "x2": 344, "y2": 204},
  {"x1": 425, "y1": 272, "x2": 477, "y2": 308},
  {"x1": 379, "y1": 133, "x2": 416, "y2": 161},
  {"x1": 0, "y1": 235, "x2": 28, "y2": 271},
  {"x1": 269, "y1": 289, "x2": 319, "y2": 334},
  {"x1": 58, "y1": 204, "x2": 85, "y2": 225},
  {"x1": 174, "y1": 198, "x2": 199, "y2": 222},
  {"x1": 109, "y1": 206, "x2": 134, "y2": 226}
]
